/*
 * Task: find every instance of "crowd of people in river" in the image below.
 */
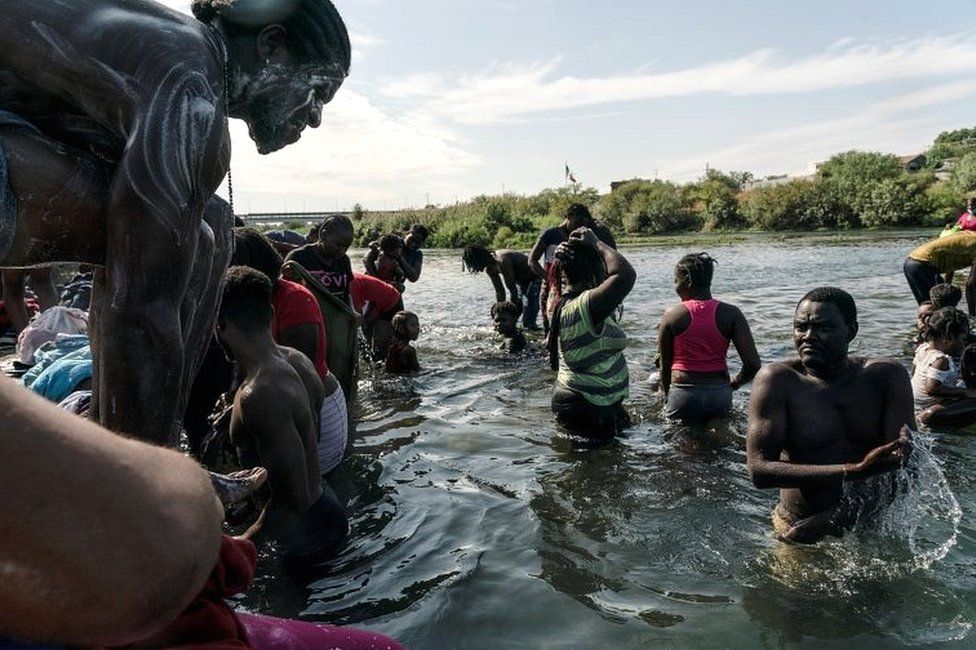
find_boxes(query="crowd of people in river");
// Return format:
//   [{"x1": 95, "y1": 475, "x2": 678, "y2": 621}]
[{"x1": 0, "y1": 0, "x2": 972, "y2": 647}]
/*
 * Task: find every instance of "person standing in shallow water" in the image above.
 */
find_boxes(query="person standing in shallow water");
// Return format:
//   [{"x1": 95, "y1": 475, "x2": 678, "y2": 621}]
[
  {"x1": 0, "y1": 0, "x2": 350, "y2": 445},
  {"x1": 746, "y1": 287, "x2": 913, "y2": 544},
  {"x1": 658, "y1": 253, "x2": 761, "y2": 424},
  {"x1": 529, "y1": 204, "x2": 616, "y2": 333},
  {"x1": 549, "y1": 228, "x2": 635, "y2": 439},
  {"x1": 217, "y1": 266, "x2": 348, "y2": 566}
]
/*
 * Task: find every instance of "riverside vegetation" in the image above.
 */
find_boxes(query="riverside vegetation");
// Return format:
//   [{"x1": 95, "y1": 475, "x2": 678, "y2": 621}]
[{"x1": 276, "y1": 125, "x2": 976, "y2": 249}]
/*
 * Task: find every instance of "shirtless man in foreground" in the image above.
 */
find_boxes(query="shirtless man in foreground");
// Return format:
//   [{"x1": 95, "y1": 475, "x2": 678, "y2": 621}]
[
  {"x1": 218, "y1": 266, "x2": 347, "y2": 567},
  {"x1": 0, "y1": 0, "x2": 349, "y2": 444},
  {"x1": 747, "y1": 287, "x2": 913, "y2": 544}
]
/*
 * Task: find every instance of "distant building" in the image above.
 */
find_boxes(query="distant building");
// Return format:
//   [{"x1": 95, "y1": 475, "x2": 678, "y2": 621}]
[
  {"x1": 897, "y1": 154, "x2": 927, "y2": 172},
  {"x1": 610, "y1": 179, "x2": 648, "y2": 192},
  {"x1": 741, "y1": 174, "x2": 794, "y2": 191}
]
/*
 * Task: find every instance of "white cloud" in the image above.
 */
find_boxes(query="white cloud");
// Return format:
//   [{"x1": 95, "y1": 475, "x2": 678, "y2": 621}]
[
  {"x1": 659, "y1": 81, "x2": 976, "y2": 181},
  {"x1": 221, "y1": 89, "x2": 479, "y2": 210},
  {"x1": 381, "y1": 33, "x2": 976, "y2": 125}
]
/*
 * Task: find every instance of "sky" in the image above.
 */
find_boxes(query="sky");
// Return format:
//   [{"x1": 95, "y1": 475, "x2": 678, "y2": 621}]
[{"x1": 158, "y1": 0, "x2": 976, "y2": 213}]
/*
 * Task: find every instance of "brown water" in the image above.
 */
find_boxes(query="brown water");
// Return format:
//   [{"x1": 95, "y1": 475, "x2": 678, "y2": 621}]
[{"x1": 240, "y1": 233, "x2": 976, "y2": 649}]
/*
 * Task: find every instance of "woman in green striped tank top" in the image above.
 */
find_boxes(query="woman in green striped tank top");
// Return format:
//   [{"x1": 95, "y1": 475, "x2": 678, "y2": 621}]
[{"x1": 548, "y1": 228, "x2": 636, "y2": 439}]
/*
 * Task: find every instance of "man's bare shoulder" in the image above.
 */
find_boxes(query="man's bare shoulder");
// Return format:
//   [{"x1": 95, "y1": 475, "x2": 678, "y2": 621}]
[
  {"x1": 859, "y1": 356, "x2": 912, "y2": 385},
  {"x1": 754, "y1": 359, "x2": 805, "y2": 385}
]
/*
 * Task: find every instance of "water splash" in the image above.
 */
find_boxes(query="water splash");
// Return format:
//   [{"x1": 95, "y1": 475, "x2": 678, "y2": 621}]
[
  {"x1": 764, "y1": 434, "x2": 961, "y2": 593},
  {"x1": 848, "y1": 433, "x2": 962, "y2": 571}
]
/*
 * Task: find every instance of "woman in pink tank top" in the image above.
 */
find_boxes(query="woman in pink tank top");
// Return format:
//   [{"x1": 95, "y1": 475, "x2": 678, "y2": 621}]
[{"x1": 657, "y1": 253, "x2": 762, "y2": 424}]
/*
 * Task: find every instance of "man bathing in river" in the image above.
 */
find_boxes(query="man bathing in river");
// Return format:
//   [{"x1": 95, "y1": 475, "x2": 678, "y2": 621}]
[
  {"x1": 218, "y1": 267, "x2": 348, "y2": 567},
  {"x1": 747, "y1": 287, "x2": 913, "y2": 544},
  {"x1": 0, "y1": 0, "x2": 349, "y2": 445}
]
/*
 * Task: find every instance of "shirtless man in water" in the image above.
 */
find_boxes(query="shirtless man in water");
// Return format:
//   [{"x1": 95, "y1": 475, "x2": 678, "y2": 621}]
[
  {"x1": 218, "y1": 266, "x2": 347, "y2": 566},
  {"x1": 0, "y1": 0, "x2": 349, "y2": 445},
  {"x1": 747, "y1": 287, "x2": 913, "y2": 544}
]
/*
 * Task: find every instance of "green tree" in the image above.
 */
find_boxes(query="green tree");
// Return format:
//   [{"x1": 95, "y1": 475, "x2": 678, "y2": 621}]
[
  {"x1": 859, "y1": 177, "x2": 929, "y2": 227},
  {"x1": 950, "y1": 152, "x2": 976, "y2": 195},
  {"x1": 816, "y1": 151, "x2": 907, "y2": 227}
]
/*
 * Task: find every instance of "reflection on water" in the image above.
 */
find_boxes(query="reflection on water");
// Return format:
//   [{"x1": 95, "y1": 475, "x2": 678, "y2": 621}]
[{"x1": 240, "y1": 234, "x2": 976, "y2": 648}]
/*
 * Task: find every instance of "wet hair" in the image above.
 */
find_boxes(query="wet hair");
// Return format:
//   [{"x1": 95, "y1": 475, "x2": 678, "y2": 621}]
[
  {"x1": 321, "y1": 213, "x2": 354, "y2": 238},
  {"x1": 462, "y1": 245, "x2": 496, "y2": 273},
  {"x1": 391, "y1": 311, "x2": 418, "y2": 338},
  {"x1": 409, "y1": 224, "x2": 429, "y2": 241},
  {"x1": 554, "y1": 239, "x2": 604, "y2": 289},
  {"x1": 220, "y1": 265, "x2": 273, "y2": 331},
  {"x1": 926, "y1": 307, "x2": 969, "y2": 342},
  {"x1": 379, "y1": 234, "x2": 405, "y2": 254},
  {"x1": 191, "y1": 0, "x2": 351, "y2": 76},
  {"x1": 491, "y1": 301, "x2": 522, "y2": 320},
  {"x1": 797, "y1": 287, "x2": 857, "y2": 328},
  {"x1": 565, "y1": 203, "x2": 593, "y2": 226},
  {"x1": 231, "y1": 228, "x2": 283, "y2": 283},
  {"x1": 930, "y1": 283, "x2": 962, "y2": 310},
  {"x1": 675, "y1": 253, "x2": 716, "y2": 291}
]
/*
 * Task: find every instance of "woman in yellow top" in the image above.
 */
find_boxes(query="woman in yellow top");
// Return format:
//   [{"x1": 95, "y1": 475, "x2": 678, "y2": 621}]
[{"x1": 904, "y1": 231, "x2": 976, "y2": 315}]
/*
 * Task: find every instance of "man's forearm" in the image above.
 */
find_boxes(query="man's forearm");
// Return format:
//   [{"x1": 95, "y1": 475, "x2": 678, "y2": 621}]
[{"x1": 748, "y1": 459, "x2": 847, "y2": 489}]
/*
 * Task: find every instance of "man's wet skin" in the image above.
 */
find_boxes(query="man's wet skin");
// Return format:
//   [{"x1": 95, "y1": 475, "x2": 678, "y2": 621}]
[
  {"x1": 0, "y1": 0, "x2": 346, "y2": 444},
  {"x1": 747, "y1": 297, "x2": 913, "y2": 544}
]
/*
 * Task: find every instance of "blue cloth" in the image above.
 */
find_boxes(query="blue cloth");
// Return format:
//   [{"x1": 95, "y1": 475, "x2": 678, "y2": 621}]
[
  {"x1": 29, "y1": 346, "x2": 92, "y2": 403},
  {"x1": 0, "y1": 110, "x2": 40, "y2": 262},
  {"x1": 21, "y1": 335, "x2": 90, "y2": 388}
]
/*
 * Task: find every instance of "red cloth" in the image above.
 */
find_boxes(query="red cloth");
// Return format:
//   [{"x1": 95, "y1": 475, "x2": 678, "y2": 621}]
[
  {"x1": 112, "y1": 535, "x2": 257, "y2": 649},
  {"x1": 350, "y1": 273, "x2": 401, "y2": 320},
  {"x1": 272, "y1": 279, "x2": 329, "y2": 380},
  {"x1": 237, "y1": 614, "x2": 404, "y2": 650},
  {"x1": 958, "y1": 211, "x2": 976, "y2": 232}
]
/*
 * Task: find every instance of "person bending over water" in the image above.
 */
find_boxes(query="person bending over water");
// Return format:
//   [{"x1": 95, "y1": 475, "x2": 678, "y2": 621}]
[
  {"x1": 912, "y1": 307, "x2": 976, "y2": 430},
  {"x1": 0, "y1": 0, "x2": 349, "y2": 445},
  {"x1": 658, "y1": 253, "x2": 761, "y2": 424},
  {"x1": 217, "y1": 267, "x2": 347, "y2": 566},
  {"x1": 386, "y1": 311, "x2": 421, "y2": 374},
  {"x1": 904, "y1": 232, "x2": 976, "y2": 315},
  {"x1": 463, "y1": 245, "x2": 542, "y2": 330},
  {"x1": 549, "y1": 228, "x2": 636, "y2": 439},
  {"x1": 747, "y1": 287, "x2": 912, "y2": 544}
]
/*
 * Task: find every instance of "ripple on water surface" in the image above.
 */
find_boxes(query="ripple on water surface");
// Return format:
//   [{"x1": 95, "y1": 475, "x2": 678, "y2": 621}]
[{"x1": 244, "y1": 237, "x2": 976, "y2": 648}]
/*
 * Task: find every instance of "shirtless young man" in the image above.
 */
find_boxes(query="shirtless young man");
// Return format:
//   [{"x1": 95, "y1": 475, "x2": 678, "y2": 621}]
[
  {"x1": 463, "y1": 245, "x2": 542, "y2": 330},
  {"x1": 217, "y1": 267, "x2": 347, "y2": 566},
  {"x1": 0, "y1": 0, "x2": 350, "y2": 445},
  {"x1": 747, "y1": 287, "x2": 913, "y2": 544}
]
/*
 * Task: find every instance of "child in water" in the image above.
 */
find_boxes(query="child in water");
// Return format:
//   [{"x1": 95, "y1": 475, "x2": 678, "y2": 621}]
[
  {"x1": 491, "y1": 301, "x2": 526, "y2": 354},
  {"x1": 386, "y1": 311, "x2": 421, "y2": 374},
  {"x1": 912, "y1": 307, "x2": 976, "y2": 428},
  {"x1": 371, "y1": 235, "x2": 407, "y2": 292}
]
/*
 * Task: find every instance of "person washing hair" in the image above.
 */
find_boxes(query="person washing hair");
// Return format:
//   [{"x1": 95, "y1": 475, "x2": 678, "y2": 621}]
[
  {"x1": 548, "y1": 228, "x2": 635, "y2": 439},
  {"x1": 658, "y1": 253, "x2": 762, "y2": 424},
  {"x1": 464, "y1": 245, "x2": 542, "y2": 330}
]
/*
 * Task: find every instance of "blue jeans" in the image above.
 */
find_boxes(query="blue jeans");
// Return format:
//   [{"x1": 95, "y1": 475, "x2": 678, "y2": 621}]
[{"x1": 522, "y1": 278, "x2": 541, "y2": 329}]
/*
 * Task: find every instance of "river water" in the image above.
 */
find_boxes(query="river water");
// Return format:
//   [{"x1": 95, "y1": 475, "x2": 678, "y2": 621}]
[{"x1": 240, "y1": 232, "x2": 976, "y2": 649}]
